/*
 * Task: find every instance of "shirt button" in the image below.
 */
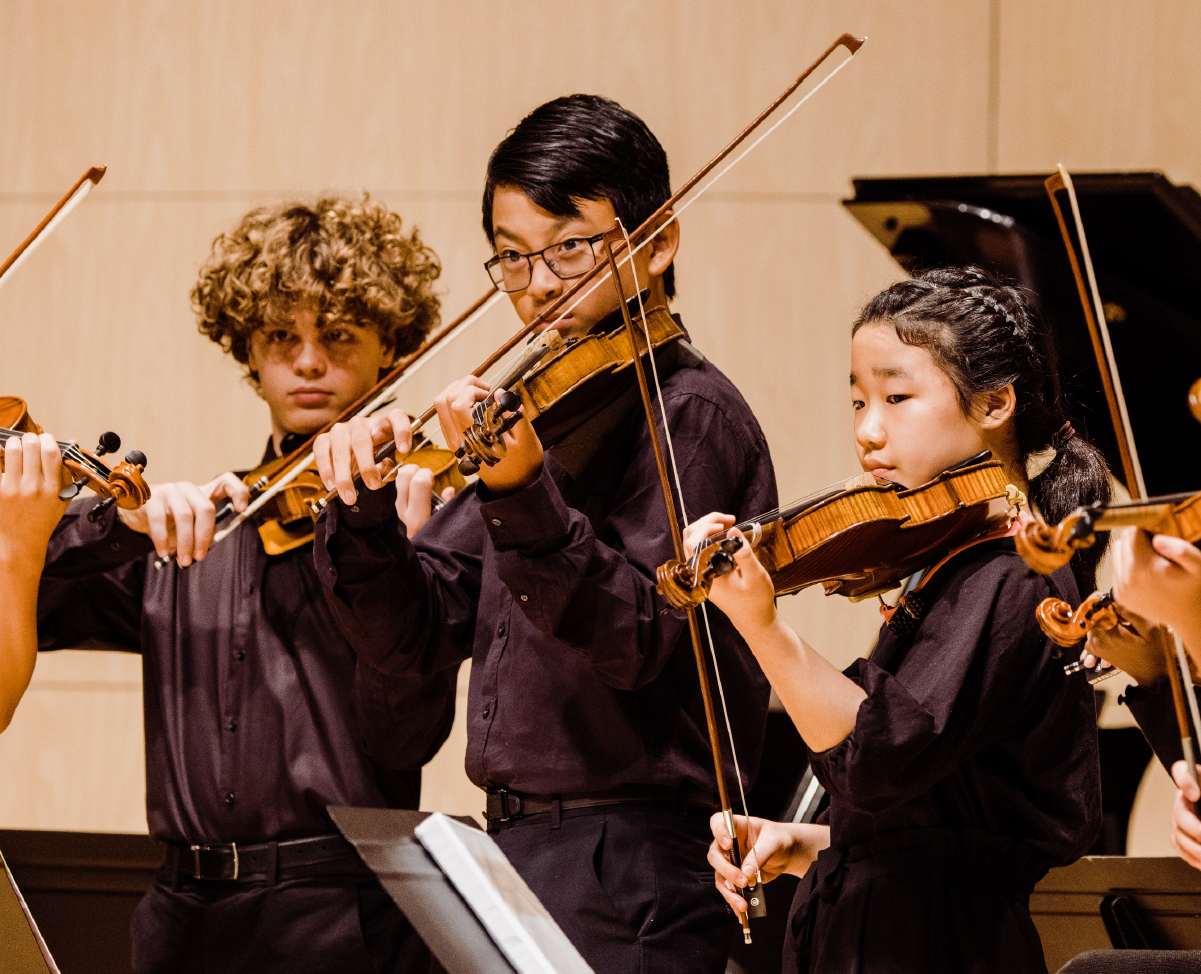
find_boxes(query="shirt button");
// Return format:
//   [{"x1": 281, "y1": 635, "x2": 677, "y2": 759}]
[
  {"x1": 234, "y1": 650, "x2": 245, "y2": 662},
  {"x1": 110, "y1": 541, "x2": 121, "y2": 550},
  {"x1": 497, "y1": 624, "x2": 506, "y2": 637},
  {"x1": 520, "y1": 594, "x2": 529, "y2": 602},
  {"x1": 482, "y1": 706, "x2": 490, "y2": 718},
  {"x1": 224, "y1": 792, "x2": 236, "y2": 806},
  {"x1": 328, "y1": 565, "x2": 336, "y2": 574},
  {"x1": 246, "y1": 583, "x2": 255, "y2": 595},
  {"x1": 491, "y1": 518, "x2": 502, "y2": 526},
  {"x1": 226, "y1": 718, "x2": 238, "y2": 732}
]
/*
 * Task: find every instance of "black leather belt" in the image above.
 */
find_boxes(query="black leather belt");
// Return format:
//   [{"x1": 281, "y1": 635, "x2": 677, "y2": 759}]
[
  {"x1": 483, "y1": 784, "x2": 717, "y2": 824},
  {"x1": 166, "y1": 833, "x2": 363, "y2": 883}
]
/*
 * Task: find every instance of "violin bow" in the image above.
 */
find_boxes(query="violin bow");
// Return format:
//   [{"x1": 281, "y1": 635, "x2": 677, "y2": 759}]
[
  {"x1": 582, "y1": 34, "x2": 862, "y2": 945},
  {"x1": 310, "y1": 32, "x2": 866, "y2": 520},
  {"x1": 1046, "y1": 166, "x2": 1199, "y2": 783},
  {"x1": 0, "y1": 167, "x2": 106, "y2": 292}
]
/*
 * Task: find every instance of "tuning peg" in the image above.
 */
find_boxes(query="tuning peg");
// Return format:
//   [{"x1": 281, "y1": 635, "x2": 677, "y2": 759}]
[
  {"x1": 94, "y1": 431, "x2": 121, "y2": 456},
  {"x1": 86, "y1": 496, "x2": 117, "y2": 523},
  {"x1": 458, "y1": 455, "x2": 480, "y2": 477},
  {"x1": 125, "y1": 449, "x2": 147, "y2": 468},
  {"x1": 58, "y1": 478, "x2": 86, "y2": 501},
  {"x1": 494, "y1": 390, "x2": 520, "y2": 414}
]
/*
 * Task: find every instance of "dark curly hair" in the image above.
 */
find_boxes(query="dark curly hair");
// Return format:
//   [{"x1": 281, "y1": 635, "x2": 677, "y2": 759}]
[
  {"x1": 193, "y1": 195, "x2": 441, "y2": 383},
  {"x1": 854, "y1": 266, "x2": 1113, "y2": 592}
]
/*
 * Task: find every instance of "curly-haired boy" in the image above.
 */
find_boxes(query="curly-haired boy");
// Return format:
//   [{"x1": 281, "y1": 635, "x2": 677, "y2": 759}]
[{"x1": 36, "y1": 196, "x2": 453, "y2": 974}]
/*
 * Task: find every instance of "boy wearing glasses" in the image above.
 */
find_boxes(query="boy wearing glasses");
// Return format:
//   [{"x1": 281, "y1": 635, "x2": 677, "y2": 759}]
[
  {"x1": 313, "y1": 96, "x2": 775, "y2": 974},
  {"x1": 35, "y1": 197, "x2": 454, "y2": 974}
]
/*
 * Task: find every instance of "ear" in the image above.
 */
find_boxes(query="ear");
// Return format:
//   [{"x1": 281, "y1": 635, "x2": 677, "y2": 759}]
[
  {"x1": 976, "y1": 383, "x2": 1017, "y2": 430},
  {"x1": 646, "y1": 210, "x2": 680, "y2": 278}
]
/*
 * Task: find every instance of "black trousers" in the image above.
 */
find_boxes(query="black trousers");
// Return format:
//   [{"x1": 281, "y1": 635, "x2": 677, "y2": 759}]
[
  {"x1": 785, "y1": 828, "x2": 1047, "y2": 974},
  {"x1": 130, "y1": 867, "x2": 441, "y2": 974},
  {"x1": 490, "y1": 802, "x2": 735, "y2": 974}
]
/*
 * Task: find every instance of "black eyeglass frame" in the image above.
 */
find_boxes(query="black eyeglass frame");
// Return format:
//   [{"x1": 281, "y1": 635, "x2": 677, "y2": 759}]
[{"x1": 484, "y1": 232, "x2": 608, "y2": 293}]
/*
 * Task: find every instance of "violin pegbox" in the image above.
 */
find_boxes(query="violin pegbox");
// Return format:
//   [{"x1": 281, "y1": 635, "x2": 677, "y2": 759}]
[
  {"x1": 656, "y1": 533, "x2": 745, "y2": 610},
  {"x1": 455, "y1": 389, "x2": 523, "y2": 476},
  {"x1": 1014, "y1": 504, "x2": 1102, "y2": 574},
  {"x1": 454, "y1": 328, "x2": 568, "y2": 477}
]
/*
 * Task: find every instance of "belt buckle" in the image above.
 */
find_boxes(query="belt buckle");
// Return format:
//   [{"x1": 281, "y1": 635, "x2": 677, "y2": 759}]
[
  {"x1": 485, "y1": 790, "x2": 521, "y2": 822},
  {"x1": 190, "y1": 842, "x2": 239, "y2": 881}
]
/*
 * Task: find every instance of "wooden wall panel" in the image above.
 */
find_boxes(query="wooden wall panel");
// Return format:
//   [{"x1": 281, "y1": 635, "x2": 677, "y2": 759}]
[
  {"x1": 0, "y1": 1, "x2": 987, "y2": 194},
  {"x1": 997, "y1": 0, "x2": 1201, "y2": 183},
  {"x1": 0, "y1": 651, "x2": 146, "y2": 833}
]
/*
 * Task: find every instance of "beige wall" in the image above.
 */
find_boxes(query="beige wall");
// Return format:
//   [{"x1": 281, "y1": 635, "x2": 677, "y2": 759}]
[{"x1": 0, "y1": 0, "x2": 1196, "y2": 833}]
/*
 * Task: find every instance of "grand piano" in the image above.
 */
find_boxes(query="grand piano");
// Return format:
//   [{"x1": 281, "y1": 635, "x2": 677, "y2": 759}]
[{"x1": 842, "y1": 172, "x2": 1201, "y2": 497}]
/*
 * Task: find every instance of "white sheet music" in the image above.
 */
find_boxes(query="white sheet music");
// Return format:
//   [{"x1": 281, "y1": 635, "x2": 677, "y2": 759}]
[{"x1": 414, "y1": 813, "x2": 594, "y2": 974}]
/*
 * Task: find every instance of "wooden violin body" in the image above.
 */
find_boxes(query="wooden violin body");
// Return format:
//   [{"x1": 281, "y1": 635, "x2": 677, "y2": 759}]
[
  {"x1": 241, "y1": 432, "x2": 465, "y2": 556},
  {"x1": 658, "y1": 454, "x2": 1015, "y2": 610},
  {"x1": 0, "y1": 396, "x2": 150, "y2": 515},
  {"x1": 456, "y1": 288, "x2": 685, "y2": 475}
]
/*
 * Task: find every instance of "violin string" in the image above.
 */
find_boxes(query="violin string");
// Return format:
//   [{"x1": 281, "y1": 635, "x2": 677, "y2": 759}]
[
  {"x1": 616, "y1": 217, "x2": 761, "y2": 886},
  {"x1": 0, "y1": 428, "x2": 109, "y2": 478},
  {"x1": 528, "y1": 47, "x2": 858, "y2": 342}
]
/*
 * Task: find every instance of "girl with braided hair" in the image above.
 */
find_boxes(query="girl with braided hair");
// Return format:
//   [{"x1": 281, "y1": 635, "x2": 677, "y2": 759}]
[{"x1": 686, "y1": 266, "x2": 1109, "y2": 973}]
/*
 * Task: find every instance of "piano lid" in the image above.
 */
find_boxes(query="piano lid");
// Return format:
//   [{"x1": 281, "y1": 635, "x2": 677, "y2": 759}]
[{"x1": 843, "y1": 173, "x2": 1201, "y2": 497}]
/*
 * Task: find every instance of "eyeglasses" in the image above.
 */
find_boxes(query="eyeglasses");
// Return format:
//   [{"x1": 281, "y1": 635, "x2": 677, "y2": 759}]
[{"x1": 484, "y1": 233, "x2": 606, "y2": 293}]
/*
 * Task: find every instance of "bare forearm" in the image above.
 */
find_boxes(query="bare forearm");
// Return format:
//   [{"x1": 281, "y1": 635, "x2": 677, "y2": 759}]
[
  {"x1": 0, "y1": 558, "x2": 43, "y2": 732},
  {"x1": 742, "y1": 617, "x2": 866, "y2": 752}
]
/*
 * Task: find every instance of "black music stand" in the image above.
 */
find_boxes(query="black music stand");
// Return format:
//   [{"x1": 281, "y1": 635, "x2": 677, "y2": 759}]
[
  {"x1": 1032, "y1": 856, "x2": 1201, "y2": 972},
  {"x1": 328, "y1": 806, "x2": 520, "y2": 974}
]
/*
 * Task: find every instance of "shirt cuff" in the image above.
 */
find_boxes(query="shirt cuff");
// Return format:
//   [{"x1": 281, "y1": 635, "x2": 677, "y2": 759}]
[
  {"x1": 336, "y1": 483, "x2": 400, "y2": 532},
  {"x1": 478, "y1": 462, "x2": 572, "y2": 552},
  {"x1": 64, "y1": 498, "x2": 156, "y2": 566}
]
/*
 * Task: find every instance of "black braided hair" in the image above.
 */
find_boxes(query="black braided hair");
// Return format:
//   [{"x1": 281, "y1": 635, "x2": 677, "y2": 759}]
[{"x1": 854, "y1": 266, "x2": 1113, "y2": 592}]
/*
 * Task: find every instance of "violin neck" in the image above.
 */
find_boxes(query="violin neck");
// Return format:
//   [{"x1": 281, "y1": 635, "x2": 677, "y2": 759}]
[
  {"x1": 1093, "y1": 496, "x2": 1192, "y2": 535},
  {"x1": 0, "y1": 426, "x2": 72, "y2": 452}
]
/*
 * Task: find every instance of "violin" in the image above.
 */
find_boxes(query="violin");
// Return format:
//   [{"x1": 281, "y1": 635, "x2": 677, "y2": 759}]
[
  {"x1": 1016, "y1": 491, "x2": 1201, "y2": 576},
  {"x1": 0, "y1": 396, "x2": 150, "y2": 519},
  {"x1": 454, "y1": 280, "x2": 684, "y2": 475},
  {"x1": 310, "y1": 33, "x2": 866, "y2": 520},
  {"x1": 1016, "y1": 168, "x2": 1201, "y2": 777},
  {"x1": 657, "y1": 452, "x2": 1017, "y2": 610},
  {"x1": 231, "y1": 431, "x2": 465, "y2": 557}
]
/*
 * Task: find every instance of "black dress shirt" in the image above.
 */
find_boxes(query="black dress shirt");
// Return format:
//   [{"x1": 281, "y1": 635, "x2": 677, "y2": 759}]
[
  {"x1": 810, "y1": 542, "x2": 1102, "y2": 869},
  {"x1": 37, "y1": 445, "x2": 457, "y2": 846},
  {"x1": 316, "y1": 341, "x2": 777, "y2": 797}
]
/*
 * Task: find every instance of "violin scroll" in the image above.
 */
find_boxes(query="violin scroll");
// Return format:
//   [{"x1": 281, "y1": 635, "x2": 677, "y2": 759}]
[
  {"x1": 656, "y1": 537, "x2": 742, "y2": 610},
  {"x1": 1035, "y1": 590, "x2": 1121, "y2": 648},
  {"x1": 1014, "y1": 506, "x2": 1102, "y2": 574},
  {"x1": 455, "y1": 389, "x2": 523, "y2": 476}
]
